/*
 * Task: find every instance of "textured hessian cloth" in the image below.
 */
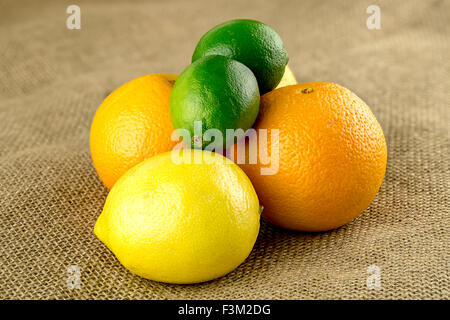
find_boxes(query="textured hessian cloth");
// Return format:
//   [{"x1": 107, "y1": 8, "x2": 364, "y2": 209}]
[{"x1": 0, "y1": 0, "x2": 448, "y2": 299}]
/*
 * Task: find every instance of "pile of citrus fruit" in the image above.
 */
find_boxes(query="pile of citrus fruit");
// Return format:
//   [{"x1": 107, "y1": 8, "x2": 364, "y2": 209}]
[{"x1": 90, "y1": 19, "x2": 387, "y2": 284}]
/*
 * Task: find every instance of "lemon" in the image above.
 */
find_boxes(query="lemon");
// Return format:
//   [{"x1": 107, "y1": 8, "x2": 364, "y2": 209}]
[
  {"x1": 275, "y1": 65, "x2": 297, "y2": 89},
  {"x1": 94, "y1": 149, "x2": 260, "y2": 284}
]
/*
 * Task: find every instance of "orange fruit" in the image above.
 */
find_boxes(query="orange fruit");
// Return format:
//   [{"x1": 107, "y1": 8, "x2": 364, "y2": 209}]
[
  {"x1": 90, "y1": 74, "x2": 178, "y2": 189},
  {"x1": 231, "y1": 82, "x2": 387, "y2": 232}
]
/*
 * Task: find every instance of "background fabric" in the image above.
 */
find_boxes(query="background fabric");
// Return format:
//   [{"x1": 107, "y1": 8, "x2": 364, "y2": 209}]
[{"x1": 0, "y1": 0, "x2": 448, "y2": 299}]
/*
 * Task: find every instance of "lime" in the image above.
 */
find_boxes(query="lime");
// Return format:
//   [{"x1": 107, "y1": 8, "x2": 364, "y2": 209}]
[
  {"x1": 94, "y1": 149, "x2": 260, "y2": 284},
  {"x1": 170, "y1": 55, "x2": 260, "y2": 149},
  {"x1": 192, "y1": 19, "x2": 289, "y2": 94}
]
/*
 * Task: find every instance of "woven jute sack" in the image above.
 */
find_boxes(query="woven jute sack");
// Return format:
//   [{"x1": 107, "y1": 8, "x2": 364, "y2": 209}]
[{"x1": 0, "y1": 0, "x2": 448, "y2": 299}]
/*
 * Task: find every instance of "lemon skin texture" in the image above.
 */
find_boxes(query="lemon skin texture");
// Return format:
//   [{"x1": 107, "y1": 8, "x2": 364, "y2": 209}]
[{"x1": 94, "y1": 150, "x2": 260, "y2": 284}]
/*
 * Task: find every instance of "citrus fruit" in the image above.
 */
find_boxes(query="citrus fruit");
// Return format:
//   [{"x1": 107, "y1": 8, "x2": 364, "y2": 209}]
[
  {"x1": 90, "y1": 74, "x2": 178, "y2": 189},
  {"x1": 232, "y1": 82, "x2": 387, "y2": 232},
  {"x1": 192, "y1": 19, "x2": 289, "y2": 94},
  {"x1": 275, "y1": 65, "x2": 297, "y2": 89},
  {"x1": 170, "y1": 55, "x2": 260, "y2": 150},
  {"x1": 94, "y1": 149, "x2": 260, "y2": 284}
]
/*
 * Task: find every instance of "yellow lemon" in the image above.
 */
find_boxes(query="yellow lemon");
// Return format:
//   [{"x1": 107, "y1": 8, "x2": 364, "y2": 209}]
[
  {"x1": 275, "y1": 65, "x2": 297, "y2": 89},
  {"x1": 94, "y1": 149, "x2": 260, "y2": 284}
]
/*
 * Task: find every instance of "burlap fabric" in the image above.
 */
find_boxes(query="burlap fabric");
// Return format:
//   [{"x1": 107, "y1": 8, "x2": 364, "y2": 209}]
[{"x1": 0, "y1": 0, "x2": 448, "y2": 300}]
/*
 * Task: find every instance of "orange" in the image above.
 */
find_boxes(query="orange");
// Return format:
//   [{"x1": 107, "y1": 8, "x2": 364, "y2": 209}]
[
  {"x1": 231, "y1": 82, "x2": 387, "y2": 232},
  {"x1": 90, "y1": 74, "x2": 178, "y2": 189}
]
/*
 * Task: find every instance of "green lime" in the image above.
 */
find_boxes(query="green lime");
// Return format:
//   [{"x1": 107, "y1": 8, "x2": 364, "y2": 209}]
[
  {"x1": 170, "y1": 55, "x2": 260, "y2": 150},
  {"x1": 192, "y1": 19, "x2": 289, "y2": 94}
]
